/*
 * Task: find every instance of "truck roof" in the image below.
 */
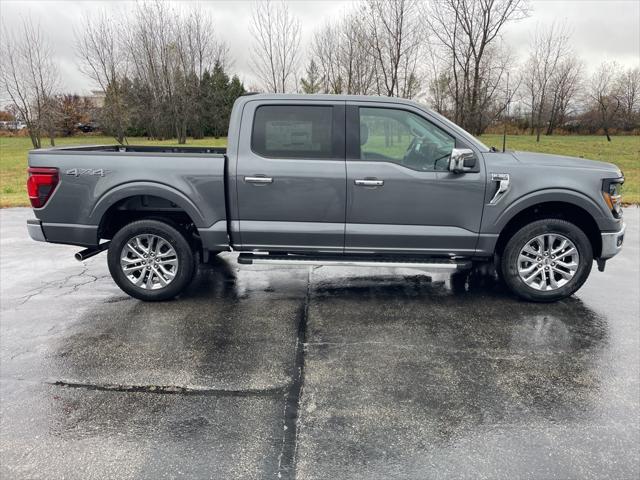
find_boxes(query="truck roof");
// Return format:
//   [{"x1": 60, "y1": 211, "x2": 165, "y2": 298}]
[
  {"x1": 236, "y1": 93, "x2": 490, "y2": 152},
  {"x1": 238, "y1": 93, "x2": 425, "y2": 106}
]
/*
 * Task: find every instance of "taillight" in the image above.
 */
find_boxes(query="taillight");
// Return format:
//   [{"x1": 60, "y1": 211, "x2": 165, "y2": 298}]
[{"x1": 27, "y1": 167, "x2": 59, "y2": 208}]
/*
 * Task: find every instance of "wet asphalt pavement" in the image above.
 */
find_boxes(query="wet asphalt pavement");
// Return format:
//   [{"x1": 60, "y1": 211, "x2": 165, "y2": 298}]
[{"x1": 0, "y1": 207, "x2": 638, "y2": 480}]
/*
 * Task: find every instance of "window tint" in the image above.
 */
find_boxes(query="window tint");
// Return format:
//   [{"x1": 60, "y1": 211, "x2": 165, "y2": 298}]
[
  {"x1": 359, "y1": 107, "x2": 455, "y2": 171},
  {"x1": 252, "y1": 105, "x2": 334, "y2": 159}
]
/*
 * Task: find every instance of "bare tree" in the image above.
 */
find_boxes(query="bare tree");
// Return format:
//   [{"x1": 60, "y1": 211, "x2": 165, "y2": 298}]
[
  {"x1": 427, "y1": 0, "x2": 529, "y2": 134},
  {"x1": 340, "y1": 10, "x2": 379, "y2": 95},
  {"x1": 311, "y1": 22, "x2": 343, "y2": 94},
  {"x1": 425, "y1": 37, "x2": 453, "y2": 115},
  {"x1": 174, "y1": 6, "x2": 229, "y2": 140},
  {"x1": 616, "y1": 67, "x2": 640, "y2": 131},
  {"x1": 475, "y1": 43, "x2": 520, "y2": 133},
  {"x1": 123, "y1": 1, "x2": 177, "y2": 140},
  {"x1": 431, "y1": 32, "x2": 518, "y2": 134},
  {"x1": 364, "y1": 0, "x2": 423, "y2": 98},
  {"x1": 588, "y1": 62, "x2": 622, "y2": 141},
  {"x1": 311, "y1": 10, "x2": 377, "y2": 95},
  {"x1": 427, "y1": 71, "x2": 452, "y2": 114},
  {"x1": 76, "y1": 12, "x2": 129, "y2": 143},
  {"x1": 249, "y1": 0, "x2": 301, "y2": 93},
  {"x1": 522, "y1": 22, "x2": 571, "y2": 141},
  {"x1": 176, "y1": 6, "x2": 229, "y2": 78},
  {"x1": 545, "y1": 57, "x2": 582, "y2": 135},
  {"x1": 1, "y1": 18, "x2": 59, "y2": 148},
  {"x1": 117, "y1": 1, "x2": 227, "y2": 143}
]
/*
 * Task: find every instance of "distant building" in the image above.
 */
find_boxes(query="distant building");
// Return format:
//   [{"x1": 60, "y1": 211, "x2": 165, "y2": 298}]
[
  {"x1": 84, "y1": 90, "x2": 105, "y2": 108},
  {"x1": 0, "y1": 120, "x2": 26, "y2": 130}
]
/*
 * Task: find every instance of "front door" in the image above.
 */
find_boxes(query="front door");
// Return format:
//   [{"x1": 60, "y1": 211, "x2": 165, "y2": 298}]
[
  {"x1": 236, "y1": 101, "x2": 346, "y2": 252},
  {"x1": 345, "y1": 103, "x2": 486, "y2": 255}
]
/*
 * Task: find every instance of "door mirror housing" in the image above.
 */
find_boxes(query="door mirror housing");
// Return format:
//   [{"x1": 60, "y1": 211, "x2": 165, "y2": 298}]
[{"x1": 448, "y1": 148, "x2": 477, "y2": 173}]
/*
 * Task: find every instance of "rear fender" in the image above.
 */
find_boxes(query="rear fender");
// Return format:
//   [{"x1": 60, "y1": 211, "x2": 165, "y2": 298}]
[{"x1": 89, "y1": 182, "x2": 207, "y2": 228}]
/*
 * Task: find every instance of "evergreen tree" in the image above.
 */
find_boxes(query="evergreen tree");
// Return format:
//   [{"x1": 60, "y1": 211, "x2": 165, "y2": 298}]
[
  {"x1": 200, "y1": 62, "x2": 246, "y2": 138},
  {"x1": 210, "y1": 62, "x2": 230, "y2": 137},
  {"x1": 300, "y1": 60, "x2": 323, "y2": 94},
  {"x1": 228, "y1": 76, "x2": 246, "y2": 102}
]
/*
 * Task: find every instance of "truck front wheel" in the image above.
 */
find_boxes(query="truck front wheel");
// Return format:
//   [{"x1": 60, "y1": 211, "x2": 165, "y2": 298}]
[
  {"x1": 501, "y1": 218, "x2": 593, "y2": 302},
  {"x1": 107, "y1": 219, "x2": 196, "y2": 301}
]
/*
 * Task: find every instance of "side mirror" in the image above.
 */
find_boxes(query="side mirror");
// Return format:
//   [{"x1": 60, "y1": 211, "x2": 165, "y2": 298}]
[{"x1": 448, "y1": 148, "x2": 477, "y2": 173}]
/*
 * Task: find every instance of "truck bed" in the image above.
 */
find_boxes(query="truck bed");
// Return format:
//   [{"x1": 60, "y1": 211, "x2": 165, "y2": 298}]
[{"x1": 28, "y1": 144, "x2": 229, "y2": 248}]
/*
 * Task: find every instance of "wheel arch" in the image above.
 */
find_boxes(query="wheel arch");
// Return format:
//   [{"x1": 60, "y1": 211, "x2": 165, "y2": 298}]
[
  {"x1": 494, "y1": 200, "x2": 602, "y2": 258},
  {"x1": 91, "y1": 182, "x2": 206, "y2": 227},
  {"x1": 91, "y1": 183, "x2": 205, "y2": 242}
]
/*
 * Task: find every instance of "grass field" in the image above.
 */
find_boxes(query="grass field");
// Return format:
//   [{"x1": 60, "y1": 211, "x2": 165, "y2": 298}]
[
  {"x1": 480, "y1": 134, "x2": 639, "y2": 203},
  {"x1": 0, "y1": 134, "x2": 638, "y2": 207}
]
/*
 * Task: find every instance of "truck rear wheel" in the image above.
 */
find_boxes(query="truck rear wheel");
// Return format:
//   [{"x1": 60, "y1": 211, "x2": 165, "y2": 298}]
[
  {"x1": 107, "y1": 219, "x2": 196, "y2": 301},
  {"x1": 501, "y1": 218, "x2": 593, "y2": 302}
]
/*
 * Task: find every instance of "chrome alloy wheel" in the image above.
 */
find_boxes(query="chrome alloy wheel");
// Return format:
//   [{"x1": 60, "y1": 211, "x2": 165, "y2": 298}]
[
  {"x1": 120, "y1": 234, "x2": 179, "y2": 290},
  {"x1": 517, "y1": 233, "x2": 579, "y2": 291}
]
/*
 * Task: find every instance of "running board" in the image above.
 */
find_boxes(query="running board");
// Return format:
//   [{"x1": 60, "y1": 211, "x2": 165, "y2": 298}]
[{"x1": 237, "y1": 253, "x2": 472, "y2": 271}]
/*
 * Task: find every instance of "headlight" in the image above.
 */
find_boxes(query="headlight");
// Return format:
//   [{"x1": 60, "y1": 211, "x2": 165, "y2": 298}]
[{"x1": 602, "y1": 177, "x2": 624, "y2": 218}]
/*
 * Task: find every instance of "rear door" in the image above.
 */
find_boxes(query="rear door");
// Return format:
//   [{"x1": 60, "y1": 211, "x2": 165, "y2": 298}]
[
  {"x1": 236, "y1": 100, "x2": 346, "y2": 252},
  {"x1": 345, "y1": 102, "x2": 486, "y2": 255}
]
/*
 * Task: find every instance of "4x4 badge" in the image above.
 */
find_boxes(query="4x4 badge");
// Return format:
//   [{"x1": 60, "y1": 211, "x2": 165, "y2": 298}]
[{"x1": 65, "y1": 168, "x2": 111, "y2": 177}]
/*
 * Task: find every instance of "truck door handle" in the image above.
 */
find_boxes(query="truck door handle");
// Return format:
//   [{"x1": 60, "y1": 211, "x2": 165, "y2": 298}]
[
  {"x1": 354, "y1": 179, "x2": 384, "y2": 187},
  {"x1": 244, "y1": 176, "x2": 273, "y2": 184}
]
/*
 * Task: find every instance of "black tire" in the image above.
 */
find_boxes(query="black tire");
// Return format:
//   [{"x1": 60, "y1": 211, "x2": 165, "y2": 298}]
[
  {"x1": 494, "y1": 252, "x2": 504, "y2": 282},
  {"x1": 501, "y1": 218, "x2": 593, "y2": 302},
  {"x1": 107, "y1": 219, "x2": 196, "y2": 301}
]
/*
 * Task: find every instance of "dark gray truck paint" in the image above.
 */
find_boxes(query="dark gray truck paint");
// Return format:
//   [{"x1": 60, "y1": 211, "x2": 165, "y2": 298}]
[
  {"x1": 345, "y1": 99, "x2": 485, "y2": 255},
  {"x1": 27, "y1": 94, "x2": 625, "y2": 268},
  {"x1": 28, "y1": 148, "x2": 228, "y2": 249}
]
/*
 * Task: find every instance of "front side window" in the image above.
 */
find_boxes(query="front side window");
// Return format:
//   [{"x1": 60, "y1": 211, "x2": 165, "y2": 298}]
[
  {"x1": 252, "y1": 105, "x2": 333, "y2": 159},
  {"x1": 359, "y1": 107, "x2": 455, "y2": 171}
]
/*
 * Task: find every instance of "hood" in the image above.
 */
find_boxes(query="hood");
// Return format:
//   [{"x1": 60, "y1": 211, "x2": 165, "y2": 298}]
[{"x1": 512, "y1": 151, "x2": 621, "y2": 175}]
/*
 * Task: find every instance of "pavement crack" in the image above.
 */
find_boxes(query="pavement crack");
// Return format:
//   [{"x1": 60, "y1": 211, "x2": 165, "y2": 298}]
[
  {"x1": 49, "y1": 380, "x2": 288, "y2": 397},
  {"x1": 304, "y1": 340, "x2": 417, "y2": 350},
  {"x1": 276, "y1": 266, "x2": 311, "y2": 479},
  {"x1": 16, "y1": 291, "x2": 42, "y2": 306},
  {"x1": 16, "y1": 265, "x2": 100, "y2": 305}
]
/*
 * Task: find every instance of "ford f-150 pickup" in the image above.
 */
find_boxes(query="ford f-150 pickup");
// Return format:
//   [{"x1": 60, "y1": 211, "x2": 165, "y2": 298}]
[{"x1": 26, "y1": 94, "x2": 626, "y2": 302}]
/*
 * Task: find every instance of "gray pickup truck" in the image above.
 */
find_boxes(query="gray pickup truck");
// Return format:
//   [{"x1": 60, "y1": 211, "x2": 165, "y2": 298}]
[{"x1": 26, "y1": 94, "x2": 625, "y2": 302}]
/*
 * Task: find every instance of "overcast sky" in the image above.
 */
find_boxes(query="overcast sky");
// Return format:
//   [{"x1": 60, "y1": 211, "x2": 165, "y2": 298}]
[{"x1": 1, "y1": 0, "x2": 639, "y2": 95}]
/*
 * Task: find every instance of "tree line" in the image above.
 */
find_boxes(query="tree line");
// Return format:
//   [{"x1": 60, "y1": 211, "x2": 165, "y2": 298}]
[
  {"x1": 256, "y1": 0, "x2": 639, "y2": 139},
  {"x1": 75, "y1": 3, "x2": 246, "y2": 144},
  {"x1": 1, "y1": 2, "x2": 245, "y2": 147},
  {"x1": 1, "y1": 0, "x2": 638, "y2": 149}
]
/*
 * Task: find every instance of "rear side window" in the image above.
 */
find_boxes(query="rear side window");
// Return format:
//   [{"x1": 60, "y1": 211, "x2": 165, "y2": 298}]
[{"x1": 252, "y1": 105, "x2": 334, "y2": 159}]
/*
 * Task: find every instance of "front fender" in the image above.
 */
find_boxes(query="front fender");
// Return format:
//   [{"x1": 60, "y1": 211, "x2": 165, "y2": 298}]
[
  {"x1": 89, "y1": 182, "x2": 207, "y2": 228},
  {"x1": 486, "y1": 188, "x2": 612, "y2": 233}
]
